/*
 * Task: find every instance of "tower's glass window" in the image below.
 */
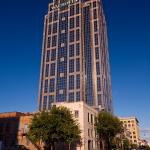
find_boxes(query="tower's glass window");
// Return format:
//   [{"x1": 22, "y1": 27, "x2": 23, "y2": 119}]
[
  {"x1": 47, "y1": 37, "x2": 51, "y2": 48},
  {"x1": 52, "y1": 35, "x2": 57, "y2": 47},
  {"x1": 70, "y1": 5, "x2": 74, "y2": 16},
  {"x1": 49, "y1": 78, "x2": 55, "y2": 93},
  {"x1": 53, "y1": 11, "x2": 58, "y2": 21},
  {"x1": 76, "y1": 16, "x2": 80, "y2": 27},
  {"x1": 97, "y1": 77, "x2": 101, "y2": 91},
  {"x1": 51, "y1": 49, "x2": 56, "y2": 61},
  {"x1": 46, "y1": 50, "x2": 50, "y2": 62},
  {"x1": 98, "y1": 94, "x2": 102, "y2": 105},
  {"x1": 76, "y1": 43, "x2": 80, "y2": 56},
  {"x1": 50, "y1": 63, "x2": 55, "y2": 76},
  {"x1": 43, "y1": 96, "x2": 47, "y2": 110},
  {"x1": 76, "y1": 29, "x2": 80, "y2": 41},
  {"x1": 96, "y1": 62, "x2": 100, "y2": 75},
  {"x1": 49, "y1": 13, "x2": 52, "y2": 23},
  {"x1": 95, "y1": 34, "x2": 98, "y2": 45},
  {"x1": 94, "y1": 21, "x2": 98, "y2": 32},
  {"x1": 53, "y1": 22, "x2": 57, "y2": 33},
  {"x1": 48, "y1": 24, "x2": 51, "y2": 35},
  {"x1": 76, "y1": 58, "x2": 80, "y2": 72},
  {"x1": 44, "y1": 79, "x2": 48, "y2": 93},
  {"x1": 95, "y1": 47, "x2": 99, "y2": 59},
  {"x1": 70, "y1": 31, "x2": 74, "y2": 42},
  {"x1": 45, "y1": 64, "x2": 49, "y2": 77},
  {"x1": 76, "y1": 74, "x2": 80, "y2": 89},
  {"x1": 69, "y1": 44, "x2": 74, "y2": 57},
  {"x1": 69, "y1": 75, "x2": 74, "y2": 90},
  {"x1": 70, "y1": 18, "x2": 74, "y2": 29},
  {"x1": 76, "y1": 4, "x2": 80, "y2": 14},
  {"x1": 69, "y1": 92, "x2": 74, "y2": 102},
  {"x1": 76, "y1": 91, "x2": 80, "y2": 101},
  {"x1": 69, "y1": 59, "x2": 74, "y2": 73},
  {"x1": 93, "y1": 9, "x2": 97, "y2": 19},
  {"x1": 93, "y1": 2, "x2": 97, "y2": 8},
  {"x1": 48, "y1": 95, "x2": 54, "y2": 109}
]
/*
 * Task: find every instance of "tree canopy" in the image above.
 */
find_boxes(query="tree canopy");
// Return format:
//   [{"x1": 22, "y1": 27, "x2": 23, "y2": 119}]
[
  {"x1": 95, "y1": 111, "x2": 124, "y2": 150},
  {"x1": 28, "y1": 106, "x2": 81, "y2": 150}
]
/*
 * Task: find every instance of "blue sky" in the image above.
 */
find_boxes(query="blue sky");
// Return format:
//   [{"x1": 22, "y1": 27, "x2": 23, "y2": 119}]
[{"x1": 0, "y1": 0, "x2": 150, "y2": 131}]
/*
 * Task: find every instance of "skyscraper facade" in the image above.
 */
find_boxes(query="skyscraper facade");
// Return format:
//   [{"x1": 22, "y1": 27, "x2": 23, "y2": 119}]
[{"x1": 38, "y1": 0, "x2": 113, "y2": 112}]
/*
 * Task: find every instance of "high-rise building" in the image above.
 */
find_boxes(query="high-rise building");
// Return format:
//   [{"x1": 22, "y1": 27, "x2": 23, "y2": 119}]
[{"x1": 38, "y1": 0, "x2": 112, "y2": 112}]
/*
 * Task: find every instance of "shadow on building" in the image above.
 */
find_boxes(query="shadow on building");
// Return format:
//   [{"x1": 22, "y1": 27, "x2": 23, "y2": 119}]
[{"x1": 0, "y1": 112, "x2": 27, "y2": 150}]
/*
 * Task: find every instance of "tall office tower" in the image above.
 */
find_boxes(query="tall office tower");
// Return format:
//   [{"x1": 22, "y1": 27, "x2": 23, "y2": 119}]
[{"x1": 38, "y1": 0, "x2": 113, "y2": 112}]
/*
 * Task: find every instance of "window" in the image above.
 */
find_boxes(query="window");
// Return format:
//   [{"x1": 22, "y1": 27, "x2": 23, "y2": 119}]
[
  {"x1": 53, "y1": 11, "x2": 58, "y2": 21},
  {"x1": 95, "y1": 47, "x2": 99, "y2": 59},
  {"x1": 95, "y1": 34, "x2": 98, "y2": 45},
  {"x1": 75, "y1": 110, "x2": 79, "y2": 118},
  {"x1": 76, "y1": 74, "x2": 80, "y2": 89},
  {"x1": 48, "y1": 95, "x2": 54, "y2": 109},
  {"x1": 69, "y1": 92, "x2": 74, "y2": 102},
  {"x1": 97, "y1": 77, "x2": 101, "y2": 91},
  {"x1": 88, "y1": 113, "x2": 90, "y2": 122},
  {"x1": 69, "y1": 59, "x2": 74, "y2": 73},
  {"x1": 43, "y1": 96, "x2": 47, "y2": 110},
  {"x1": 76, "y1": 4, "x2": 80, "y2": 14},
  {"x1": 76, "y1": 58, "x2": 80, "y2": 72},
  {"x1": 76, "y1": 29, "x2": 80, "y2": 41},
  {"x1": 93, "y1": 9, "x2": 97, "y2": 19},
  {"x1": 93, "y1": 1, "x2": 97, "y2": 8},
  {"x1": 24, "y1": 124, "x2": 28, "y2": 133},
  {"x1": 88, "y1": 129, "x2": 90, "y2": 137},
  {"x1": 50, "y1": 63, "x2": 55, "y2": 76},
  {"x1": 45, "y1": 64, "x2": 49, "y2": 77},
  {"x1": 69, "y1": 75, "x2": 74, "y2": 90},
  {"x1": 70, "y1": 18, "x2": 74, "y2": 29},
  {"x1": 76, "y1": 91, "x2": 80, "y2": 101},
  {"x1": 52, "y1": 35, "x2": 57, "y2": 47},
  {"x1": 47, "y1": 37, "x2": 51, "y2": 48},
  {"x1": 51, "y1": 49, "x2": 56, "y2": 61},
  {"x1": 49, "y1": 13, "x2": 52, "y2": 23},
  {"x1": 96, "y1": 62, "x2": 100, "y2": 75},
  {"x1": 76, "y1": 43, "x2": 80, "y2": 56},
  {"x1": 53, "y1": 22, "x2": 57, "y2": 33},
  {"x1": 76, "y1": 16, "x2": 80, "y2": 27},
  {"x1": 49, "y1": 79, "x2": 55, "y2": 93},
  {"x1": 46, "y1": 50, "x2": 50, "y2": 62},
  {"x1": 70, "y1": 31, "x2": 74, "y2": 42},
  {"x1": 48, "y1": 24, "x2": 51, "y2": 35},
  {"x1": 98, "y1": 94, "x2": 102, "y2": 105},
  {"x1": 70, "y1": 5, "x2": 74, "y2": 16},
  {"x1": 69, "y1": 44, "x2": 74, "y2": 57},
  {"x1": 91, "y1": 114, "x2": 93, "y2": 124},
  {"x1": 44, "y1": 79, "x2": 48, "y2": 93},
  {"x1": 94, "y1": 21, "x2": 98, "y2": 32}
]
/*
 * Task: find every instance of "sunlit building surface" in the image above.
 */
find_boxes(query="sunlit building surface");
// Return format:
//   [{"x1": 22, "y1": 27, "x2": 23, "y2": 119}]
[
  {"x1": 38, "y1": 0, "x2": 113, "y2": 112},
  {"x1": 120, "y1": 117, "x2": 140, "y2": 145}
]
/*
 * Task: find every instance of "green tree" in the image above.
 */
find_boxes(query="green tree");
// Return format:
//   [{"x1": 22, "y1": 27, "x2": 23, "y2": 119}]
[
  {"x1": 28, "y1": 106, "x2": 81, "y2": 150},
  {"x1": 122, "y1": 138, "x2": 130, "y2": 150},
  {"x1": 95, "y1": 111, "x2": 123, "y2": 150}
]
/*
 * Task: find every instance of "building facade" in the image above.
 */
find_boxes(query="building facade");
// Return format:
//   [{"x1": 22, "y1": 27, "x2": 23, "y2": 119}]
[
  {"x1": 54, "y1": 101, "x2": 99, "y2": 150},
  {"x1": 0, "y1": 112, "x2": 24, "y2": 150},
  {"x1": 38, "y1": 0, "x2": 112, "y2": 112},
  {"x1": 120, "y1": 117, "x2": 140, "y2": 145}
]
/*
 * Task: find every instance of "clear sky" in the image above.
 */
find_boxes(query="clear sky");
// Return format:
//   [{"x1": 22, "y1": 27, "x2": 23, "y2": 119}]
[{"x1": 0, "y1": 0, "x2": 150, "y2": 132}]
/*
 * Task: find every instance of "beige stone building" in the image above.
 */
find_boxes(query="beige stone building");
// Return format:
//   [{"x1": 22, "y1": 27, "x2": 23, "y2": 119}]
[
  {"x1": 120, "y1": 117, "x2": 140, "y2": 145},
  {"x1": 54, "y1": 101, "x2": 98, "y2": 150}
]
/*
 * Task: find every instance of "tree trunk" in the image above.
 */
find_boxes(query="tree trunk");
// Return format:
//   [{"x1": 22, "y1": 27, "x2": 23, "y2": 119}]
[
  {"x1": 105, "y1": 138, "x2": 110, "y2": 150},
  {"x1": 69, "y1": 143, "x2": 71, "y2": 150}
]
